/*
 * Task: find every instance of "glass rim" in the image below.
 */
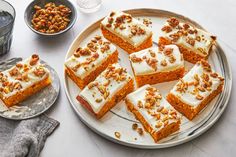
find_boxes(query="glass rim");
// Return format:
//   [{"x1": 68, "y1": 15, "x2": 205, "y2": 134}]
[{"x1": 0, "y1": 0, "x2": 16, "y2": 29}]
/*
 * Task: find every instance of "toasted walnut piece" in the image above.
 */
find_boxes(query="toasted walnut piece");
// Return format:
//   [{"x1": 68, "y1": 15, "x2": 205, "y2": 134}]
[
  {"x1": 132, "y1": 123, "x2": 138, "y2": 130},
  {"x1": 161, "y1": 60, "x2": 167, "y2": 66},
  {"x1": 161, "y1": 25, "x2": 172, "y2": 33},
  {"x1": 146, "y1": 58, "x2": 158, "y2": 70},
  {"x1": 164, "y1": 48, "x2": 173, "y2": 56},
  {"x1": 196, "y1": 36, "x2": 201, "y2": 42},
  {"x1": 198, "y1": 86, "x2": 206, "y2": 92},
  {"x1": 196, "y1": 94, "x2": 203, "y2": 100},
  {"x1": 79, "y1": 48, "x2": 91, "y2": 56},
  {"x1": 16, "y1": 63, "x2": 23, "y2": 68},
  {"x1": 155, "y1": 121, "x2": 163, "y2": 128},
  {"x1": 9, "y1": 67, "x2": 19, "y2": 77},
  {"x1": 137, "y1": 128, "x2": 144, "y2": 136},
  {"x1": 167, "y1": 18, "x2": 179, "y2": 28},
  {"x1": 164, "y1": 120, "x2": 169, "y2": 126},
  {"x1": 106, "y1": 23, "x2": 112, "y2": 28},
  {"x1": 14, "y1": 82, "x2": 22, "y2": 90},
  {"x1": 114, "y1": 131, "x2": 121, "y2": 139},
  {"x1": 169, "y1": 55, "x2": 176, "y2": 63},
  {"x1": 137, "y1": 100, "x2": 143, "y2": 108},
  {"x1": 88, "y1": 82, "x2": 98, "y2": 89},
  {"x1": 130, "y1": 55, "x2": 142, "y2": 63},
  {"x1": 183, "y1": 23, "x2": 190, "y2": 30},
  {"x1": 30, "y1": 54, "x2": 39, "y2": 66},
  {"x1": 149, "y1": 50, "x2": 156, "y2": 57},
  {"x1": 186, "y1": 37, "x2": 195, "y2": 46},
  {"x1": 157, "y1": 106, "x2": 164, "y2": 112},
  {"x1": 169, "y1": 33, "x2": 180, "y2": 42},
  {"x1": 94, "y1": 35, "x2": 101, "y2": 40},
  {"x1": 33, "y1": 67, "x2": 46, "y2": 77},
  {"x1": 108, "y1": 17, "x2": 114, "y2": 24},
  {"x1": 95, "y1": 98, "x2": 102, "y2": 103},
  {"x1": 161, "y1": 108, "x2": 168, "y2": 114},
  {"x1": 110, "y1": 11, "x2": 115, "y2": 17},
  {"x1": 210, "y1": 72, "x2": 218, "y2": 78}
]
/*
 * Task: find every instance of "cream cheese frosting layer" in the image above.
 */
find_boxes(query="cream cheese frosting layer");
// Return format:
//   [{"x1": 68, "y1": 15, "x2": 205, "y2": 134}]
[
  {"x1": 65, "y1": 35, "x2": 117, "y2": 79},
  {"x1": 126, "y1": 84, "x2": 180, "y2": 132},
  {"x1": 0, "y1": 55, "x2": 50, "y2": 98},
  {"x1": 129, "y1": 45, "x2": 184, "y2": 75},
  {"x1": 170, "y1": 60, "x2": 224, "y2": 107},
  {"x1": 101, "y1": 11, "x2": 152, "y2": 47},
  {"x1": 161, "y1": 18, "x2": 216, "y2": 57},
  {"x1": 79, "y1": 63, "x2": 132, "y2": 114}
]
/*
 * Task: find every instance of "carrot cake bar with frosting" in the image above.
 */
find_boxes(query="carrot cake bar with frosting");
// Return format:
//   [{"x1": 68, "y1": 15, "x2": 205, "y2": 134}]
[
  {"x1": 159, "y1": 17, "x2": 216, "y2": 64},
  {"x1": 166, "y1": 60, "x2": 224, "y2": 120},
  {"x1": 101, "y1": 11, "x2": 153, "y2": 54},
  {"x1": 77, "y1": 63, "x2": 134, "y2": 119},
  {"x1": 125, "y1": 84, "x2": 180, "y2": 142},
  {"x1": 129, "y1": 45, "x2": 185, "y2": 87},
  {"x1": 65, "y1": 35, "x2": 119, "y2": 89},
  {"x1": 0, "y1": 54, "x2": 51, "y2": 107}
]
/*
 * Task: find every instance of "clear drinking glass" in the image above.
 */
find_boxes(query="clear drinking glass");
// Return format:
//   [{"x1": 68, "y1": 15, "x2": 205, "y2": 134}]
[
  {"x1": 0, "y1": 0, "x2": 15, "y2": 56},
  {"x1": 77, "y1": 0, "x2": 102, "y2": 13}
]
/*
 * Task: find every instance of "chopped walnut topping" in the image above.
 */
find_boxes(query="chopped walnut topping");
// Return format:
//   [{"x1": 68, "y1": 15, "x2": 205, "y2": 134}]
[
  {"x1": 16, "y1": 63, "x2": 23, "y2": 68},
  {"x1": 9, "y1": 67, "x2": 19, "y2": 77},
  {"x1": 80, "y1": 48, "x2": 91, "y2": 56},
  {"x1": 161, "y1": 60, "x2": 167, "y2": 66},
  {"x1": 169, "y1": 33, "x2": 180, "y2": 42},
  {"x1": 95, "y1": 98, "x2": 102, "y2": 103},
  {"x1": 161, "y1": 25, "x2": 172, "y2": 33},
  {"x1": 164, "y1": 48, "x2": 173, "y2": 56},
  {"x1": 196, "y1": 94, "x2": 203, "y2": 100},
  {"x1": 137, "y1": 128, "x2": 144, "y2": 136},
  {"x1": 149, "y1": 50, "x2": 156, "y2": 57},
  {"x1": 132, "y1": 123, "x2": 138, "y2": 130},
  {"x1": 143, "y1": 18, "x2": 152, "y2": 27},
  {"x1": 114, "y1": 131, "x2": 121, "y2": 139},
  {"x1": 169, "y1": 55, "x2": 176, "y2": 63},
  {"x1": 30, "y1": 54, "x2": 39, "y2": 66},
  {"x1": 183, "y1": 23, "x2": 190, "y2": 30},
  {"x1": 196, "y1": 36, "x2": 201, "y2": 42},
  {"x1": 33, "y1": 67, "x2": 46, "y2": 77},
  {"x1": 167, "y1": 17, "x2": 179, "y2": 28},
  {"x1": 14, "y1": 82, "x2": 22, "y2": 90},
  {"x1": 130, "y1": 25, "x2": 146, "y2": 36},
  {"x1": 130, "y1": 54, "x2": 142, "y2": 63},
  {"x1": 176, "y1": 79, "x2": 188, "y2": 93},
  {"x1": 88, "y1": 82, "x2": 98, "y2": 89},
  {"x1": 137, "y1": 100, "x2": 143, "y2": 108},
  {"x1": 155, "y1": 121, "x2": 162, "y2": 128},
  {"x1": 210, "y1": 73, "x2": 218, "y2": 78},
  {"x1": 186, "y1": 37, "x2": 195, "y2": 46},
  {"x1": 146, "y1": 58, "x2": 157, "y2": 70},
  {"x1": 198, "y1": 86, "x2": 206, "y2": 92}
]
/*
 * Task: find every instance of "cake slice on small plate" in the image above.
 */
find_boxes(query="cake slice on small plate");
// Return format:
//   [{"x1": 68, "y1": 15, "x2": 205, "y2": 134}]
[
  {"x1": 101, "y1": 11, "x2": 153, "y2": 54},
  {"x1": 125, "y1": 84, "x2": 181, "y2": 142},
  {"x1": 129, "y1": 44, "x2": 185, "y2": 87},
  {"x1": 65, "y1": 35, "x2": 118, "y2": 89},
  {"x1": 77, "y1": 63, "x2": 134, "y2": 119},
  {"x1": 159, "y1": 17, "x2": 216, "y2": 64},
  {"x1": 166, "y1": 60, "x2": 224, "y2": 120},
  {"x1": 0, "y1": 54, "x2": 51, "y2": 107}
]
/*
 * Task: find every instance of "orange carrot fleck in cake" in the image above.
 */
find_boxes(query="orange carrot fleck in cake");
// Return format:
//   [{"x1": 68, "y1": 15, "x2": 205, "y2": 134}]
[
  {"x1": 0, "y1": 54, "x2": 51, "y2": 107},
  {"x1": 159, "y1": 17, "x2": 216, "y2": 63},
  {"x1": 101, "y1": 11, "x2": 153, "y2": 54},
  {"x1": 166, "y1": 60, "x2": 224, "y2": 120},
  {"x1": 64, "y1": 35, "x2": 119, "y2": 89},
  {"x1": 125, "y1": 84, "x2": 181, "y2": 142},
  {"x1": 77, "y1": 63, "x2": 134, "y2": 119},
  {"x1": 129, "y1": 45, "x2": 185, "y2": 87}
]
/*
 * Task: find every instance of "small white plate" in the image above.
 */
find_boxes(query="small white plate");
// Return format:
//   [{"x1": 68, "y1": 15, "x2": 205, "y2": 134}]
[
  {"x1": 0, "y1": 58, "x2": 60, "y2": 120},
  {"x1": 64, "y1": 9, "x2": 232, "y2": 148}
]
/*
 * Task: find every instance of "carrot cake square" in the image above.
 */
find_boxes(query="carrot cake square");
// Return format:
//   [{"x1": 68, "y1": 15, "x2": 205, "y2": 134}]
[
  {"x1": 101, "y1": 11, "x2": 153, "y2": 54},
  {"x1": 159, "y1": 17, "x2": 216, "y2": 64},
  {"x1": 77, "y1": 63, "x2": 134, "y2": 119},
  {"x1": 125, "y1": 84, "x2": 181, "y2": 142},
  {"x1": 0, "y1": 54, "x2": 51, "y2": 107},
  {"x1": 166, "y1": 60, "x2": 224, "y2": 120},
  {"x1": 65, "y1": 35, "x2": 119, "y2": 89},
  {"x1": 129, "y1": 44, "x2": 185, "y2": 87}
]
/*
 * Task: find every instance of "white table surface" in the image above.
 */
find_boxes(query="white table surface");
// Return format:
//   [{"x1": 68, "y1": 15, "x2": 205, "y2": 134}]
[{"x1": 4, "y1": 0, "x2": 236, "y2": 156}]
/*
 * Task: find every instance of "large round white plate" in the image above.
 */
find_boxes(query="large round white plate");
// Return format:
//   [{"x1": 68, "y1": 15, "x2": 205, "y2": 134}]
[
  {"x1": 64, "y1": 9, "x2": 232, "y2": 148},
  {"x1": 0, "y1": 58, "x2": 60, "y2": 120}
]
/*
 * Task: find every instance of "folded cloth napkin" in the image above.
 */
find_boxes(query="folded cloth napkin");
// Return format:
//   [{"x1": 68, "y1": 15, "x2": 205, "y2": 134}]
[{"x1": 0, "y1": 114, "x2": 59, "y2": 157}]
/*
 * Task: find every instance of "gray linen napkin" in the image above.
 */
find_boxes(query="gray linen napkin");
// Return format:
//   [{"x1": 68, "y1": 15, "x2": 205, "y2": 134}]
[{"x1": 0, "y1": 114, "x2": 59, "y2": 157}]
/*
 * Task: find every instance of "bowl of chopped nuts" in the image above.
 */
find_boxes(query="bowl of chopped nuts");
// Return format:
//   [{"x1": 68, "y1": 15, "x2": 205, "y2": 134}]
[{"x1": 24, "y1": 0, "x2": 77, "y2": 36}]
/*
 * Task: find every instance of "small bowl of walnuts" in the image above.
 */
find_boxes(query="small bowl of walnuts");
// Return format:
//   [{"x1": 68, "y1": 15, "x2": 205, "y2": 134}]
[{"x1": 24, "y1": 0, "x2": 77, "y2": 36}]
